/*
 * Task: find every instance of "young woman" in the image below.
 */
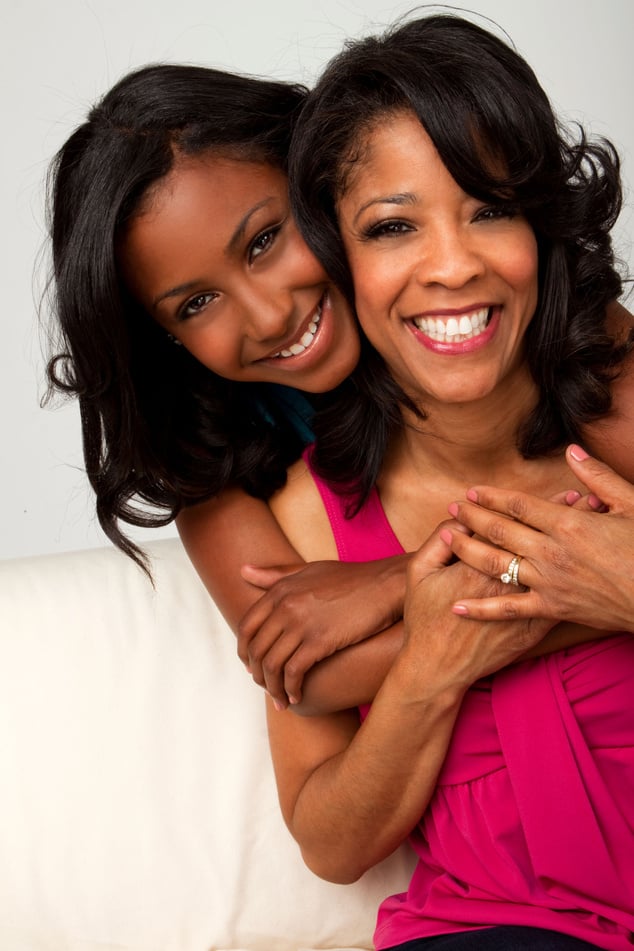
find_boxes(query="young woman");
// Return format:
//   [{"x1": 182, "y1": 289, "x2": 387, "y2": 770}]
[
  {"x1": 264, "y1": 12, "x2": 634, "y2": 949},
  {"x1": 45, "y1": 62, "x2": 416, "y2": 707}
]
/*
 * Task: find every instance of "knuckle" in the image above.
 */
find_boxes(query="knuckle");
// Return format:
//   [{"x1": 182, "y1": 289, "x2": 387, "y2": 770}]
[
  {"x1": 484, "y1": 516, "x2": 509, "y2": 547},
  {"x1": 500, "y1": 599, "x2": 522, "y2": 619},
  {"x1": 505, "y1": 493, "x2": 530, "y2": 521},
  {"x1": 261, "y1": 656, "x2": 279, "y2": 679},
  {"x1": 482, "y1": 549, "x2": 505, "y2": 577}
]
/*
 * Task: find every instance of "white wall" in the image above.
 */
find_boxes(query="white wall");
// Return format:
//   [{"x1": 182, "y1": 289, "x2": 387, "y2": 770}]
[{"x1": 3, "y1": 0, "x2": 633, "y2": 559}]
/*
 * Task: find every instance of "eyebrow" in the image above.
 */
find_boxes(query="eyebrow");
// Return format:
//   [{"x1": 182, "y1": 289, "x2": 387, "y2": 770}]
[
  {"x1": 225, "y1": 196, "x2": 275, "y2": 254},
  {"x1": 151, "y1": 196, "x2": 276, "y2": 310},
  {"x1": 352, "y1": 192, "x2": 417, "y2": 227}
]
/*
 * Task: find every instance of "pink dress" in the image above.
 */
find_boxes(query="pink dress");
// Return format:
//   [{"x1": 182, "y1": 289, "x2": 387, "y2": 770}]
[{"x1": 307, "y1": 454, "x2": 634, "y2": 950}]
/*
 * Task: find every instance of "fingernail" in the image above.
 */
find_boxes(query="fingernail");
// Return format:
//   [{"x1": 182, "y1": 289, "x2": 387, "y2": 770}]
[
  {"x1": 452, "y1": 604, "x2": 469, "y2": 616},
  {"x1": 565, "y1": 490, "x2": 581, "y2": 505},
  {"x1": 447, "y1": 502, "x2": 459, "y2": 517},
  {"x1": 440, "y1": 528, "x2": 453, "y2": 545},
  {"x1": 569, "y1": 444, "x2": 589, "y2": 462},
  {"x1": 272, "y1": 698, "x2": 285, "y2": 712},
  {"x1": 588, "y1": 494, "x2": 603, "y2": 510},
  {"x1": 288, "y1": 695, "x2": 299, "y2": 705},
  {"x1": 466, "y1": 488, "x2": 479, "y2": 502}
]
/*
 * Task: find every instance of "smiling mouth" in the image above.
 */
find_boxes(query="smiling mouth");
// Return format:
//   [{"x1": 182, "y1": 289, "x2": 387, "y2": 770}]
[
  {"x1": 412, "y1": 306, "x2": 491, "y2": 343},
  {"x1": 271, "y1": 299, "x2": 323, "y2": 359}
]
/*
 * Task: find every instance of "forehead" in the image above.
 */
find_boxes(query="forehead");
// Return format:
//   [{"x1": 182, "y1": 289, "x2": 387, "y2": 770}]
[
  {"x1": 339, "y1": 111, "x2": 443, "y2": 200},
  {"x1": 139, "y1": 153, "x2": 288, "y2": 222},
  {"x1": 119, "y1": 155, "x2": 289, "y2": 304}
]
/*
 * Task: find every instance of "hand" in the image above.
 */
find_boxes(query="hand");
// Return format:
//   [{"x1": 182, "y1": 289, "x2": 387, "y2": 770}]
[
  {"x1": 401, "y1": 544, "x2": 554, "y2": 695},
  {"x1": 238, "y1": 554, "x2": 409, "y2": 708},
  {"x1": 440, "y1": 445, "x2": 634, "y2": 631}
]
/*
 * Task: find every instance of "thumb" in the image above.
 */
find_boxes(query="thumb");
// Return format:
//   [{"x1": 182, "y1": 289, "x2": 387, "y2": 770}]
[
  {"x1": 240, "y1": 562, "x2": 305, "y2": 589},
  {"x1": 566, "y1": 445, "x2": 631, "y2": 512},
  {"x1": 410, "y1": 520, "x2": 468, "y2": 580}
]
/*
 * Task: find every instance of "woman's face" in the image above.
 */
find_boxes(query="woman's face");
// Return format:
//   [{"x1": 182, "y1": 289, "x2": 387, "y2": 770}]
[
  {"x1": 337, "y1": 111, "x2": 539, "y2": 408},
  {"x1": 120, "y1": 153, "x2": 359, "y2": 392}
]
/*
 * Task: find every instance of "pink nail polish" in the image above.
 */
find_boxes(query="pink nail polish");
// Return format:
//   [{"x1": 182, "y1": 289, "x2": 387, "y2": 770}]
[
  {"x1": 452, "y1": 604, "x2": 469, "y2": 616},
  {"x1": 565, "y1": 490, "x2": 581, "y2": 505},
  {"x1": 569, "y1": 444, "x2": 589, "y2": 462},
  {"x1": 466, "y1": 488, "x2": 479, "y2": 502},
  {"x1": 448, "y1": 502, "x2": 459, "y2": 517},
  {"x1": 440, "y1": 528, "x2": 453, "y2": 545}
]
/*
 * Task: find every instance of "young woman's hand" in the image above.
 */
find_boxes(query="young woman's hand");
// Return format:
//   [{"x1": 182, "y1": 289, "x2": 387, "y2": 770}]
[
  {"x1": 239, "y1": 519, "x2": 474, "y2": 708},
  {"x1": 238, "y1": 554, "x2": 409, "y2": 707},
  {"x1": 440, "y1": 446, "x2": 634, "y2": 632}
]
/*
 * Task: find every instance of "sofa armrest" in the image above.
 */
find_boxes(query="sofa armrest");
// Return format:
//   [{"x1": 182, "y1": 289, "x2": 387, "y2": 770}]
[{"x1": 0, "y1": 539, "x2": 414, "y2": 951}]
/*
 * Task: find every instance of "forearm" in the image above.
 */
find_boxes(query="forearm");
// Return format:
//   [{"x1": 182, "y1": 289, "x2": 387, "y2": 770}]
[
  {"x1": 176, "y1": 489, "x2": 303, "y2": 631},
  {"x1": 269, "y1": 653, "x2": 464, "y2": 883},
  {"x1": 294, "y1": 623, "x2": 404, "y2": 715}
]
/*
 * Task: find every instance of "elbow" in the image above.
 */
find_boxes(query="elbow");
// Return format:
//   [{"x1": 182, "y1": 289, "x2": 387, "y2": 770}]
[{"x1": 300, "y1": 846, "x2": 369, "y2": 885}]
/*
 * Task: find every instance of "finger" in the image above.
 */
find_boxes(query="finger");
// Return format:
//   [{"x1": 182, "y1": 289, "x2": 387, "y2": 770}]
[
  {"x1": 241, "y1": 562, "x2": 305, "y2": 588},
  {"x1": 282, "y1": 642, "x2": 330, "y2": 706},
  {"x1": 565, "y1": 445, "x2": 633, "y2": 513},
  {"x1": 549, "y1": 489, "x2": 582, "y2": 506},
  {"x1": 446, "y1": 530, "x2": 533, "y2": 588},
  {"x1": 410, "y1": 519, "x2": 470, "y2": 581},
  {"x1": 259, "y1": 631, "x2": 319, "y2": 708},
  {"x1": 237, "y1": 593, "x2": 279, "y2": 664},
  {"x1": 459, "y1": 485, "x2": 566, "y2": 535},
  {"x1": 446, "y1": 500, "x2": 548, "y2": 561},
  {"x1": 451, "y1": 591, "x2": 545, "y2": 620}
]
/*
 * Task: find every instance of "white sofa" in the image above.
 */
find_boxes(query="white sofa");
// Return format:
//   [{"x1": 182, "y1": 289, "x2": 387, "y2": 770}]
[{"x1": 0, "y1": 538, "x2": 414, "y2": 951}]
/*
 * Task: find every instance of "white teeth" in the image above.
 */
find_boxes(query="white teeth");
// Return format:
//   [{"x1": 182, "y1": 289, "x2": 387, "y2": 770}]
[
  {"x1": 271, "y1": 304, "x2": 322, "y2": 359},
  {"x1": 413, "y1": 307, "x2": 490, "y2": 343}
]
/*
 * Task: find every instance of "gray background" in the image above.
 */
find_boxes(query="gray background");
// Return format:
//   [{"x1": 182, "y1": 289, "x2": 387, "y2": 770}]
[{"x1": 3, "y1": 0, "x2": 633, "y2": 559}]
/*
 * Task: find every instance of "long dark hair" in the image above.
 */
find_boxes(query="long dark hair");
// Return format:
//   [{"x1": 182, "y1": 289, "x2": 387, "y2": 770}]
[
  {"x1": 289, "y1": 13, "x2": 630, "y2": 505},
  {"x1": 45, "y1": 64, "x2": 309, "y2": 568}
]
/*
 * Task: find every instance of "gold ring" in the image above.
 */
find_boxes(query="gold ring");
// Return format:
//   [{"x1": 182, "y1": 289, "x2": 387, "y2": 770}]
[{"x1": 500, "y1": 555, "x2": 522, "y2": 586}]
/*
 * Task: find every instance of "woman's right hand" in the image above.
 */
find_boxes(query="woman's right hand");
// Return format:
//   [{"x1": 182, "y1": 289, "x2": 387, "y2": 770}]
[{"x1": 238, "y1": 554, "x2": 409, "y2": 707}]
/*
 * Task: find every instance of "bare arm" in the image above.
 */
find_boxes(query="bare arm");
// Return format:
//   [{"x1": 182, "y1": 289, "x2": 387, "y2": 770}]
[
  {"x1": 176, "y1": 488, "x2": 408, "y2": 708},
  {"x1": 267, "y1": 549, "x2": 554, "y2": 884}
]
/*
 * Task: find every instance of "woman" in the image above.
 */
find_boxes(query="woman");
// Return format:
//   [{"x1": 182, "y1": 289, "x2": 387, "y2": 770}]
[{"x1": 264, "y1": 12, "x2": 634, "y2": 949}]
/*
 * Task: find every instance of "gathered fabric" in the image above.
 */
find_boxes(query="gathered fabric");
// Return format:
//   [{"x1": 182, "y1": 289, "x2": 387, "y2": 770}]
[{"x1": 305, "y1": 449, "x2": 634, "y2": 951}]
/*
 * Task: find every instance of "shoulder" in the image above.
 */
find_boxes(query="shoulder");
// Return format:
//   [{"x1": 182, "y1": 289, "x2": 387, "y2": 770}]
[{"x1": 269, "y1": 457, "x2": 339, "y2": 561}]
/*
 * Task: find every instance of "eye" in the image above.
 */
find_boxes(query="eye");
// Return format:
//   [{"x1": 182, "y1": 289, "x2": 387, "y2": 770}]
[
  {"x1": 362, "y1": 219, "x2": 415, "y2": 240},
  {"x1": 180, "y1": 292, "x2": 217, "y2": 320},
  {"x1": 248, "y1": 223, "x2": 282, "y2": 262},
  {"x1": 474, "y1": 203, "x2": 519, "y2": 223}
]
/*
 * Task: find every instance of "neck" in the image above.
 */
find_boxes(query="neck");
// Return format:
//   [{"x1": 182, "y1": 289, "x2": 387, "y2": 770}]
[{"x1": 397, "y1": 363, "x2": 537, "y2": 478}]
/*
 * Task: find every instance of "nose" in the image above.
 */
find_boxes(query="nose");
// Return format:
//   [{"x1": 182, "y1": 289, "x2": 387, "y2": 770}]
[
  {"x1": 415, "y1": 223, "x2": 485, "y2": 290},
  {"x1": 240, "y1": 282, "x2": 294, "y2": 344}
]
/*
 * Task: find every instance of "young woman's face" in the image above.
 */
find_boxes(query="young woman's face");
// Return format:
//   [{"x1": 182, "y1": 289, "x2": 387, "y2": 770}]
[
  {"x1": 120, "y1": 154, "x2": 359, "y2": 392},
  {"x1": 337, "y1": 111, "x2": 539, "y2": 408}
]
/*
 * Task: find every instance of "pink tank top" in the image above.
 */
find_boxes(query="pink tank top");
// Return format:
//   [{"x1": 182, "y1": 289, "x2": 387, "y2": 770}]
[{"x1": 306, "y1": 450, "x2": 634, "y2": 951}]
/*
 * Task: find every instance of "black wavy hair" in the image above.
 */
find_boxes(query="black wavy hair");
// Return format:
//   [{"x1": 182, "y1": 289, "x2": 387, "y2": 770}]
[
  {"x1": 289, "y1": 13, "x2": 630, "y2": 506},
  {"x1": 45, "y1": 64, "x2": 310, "y2": 569}
]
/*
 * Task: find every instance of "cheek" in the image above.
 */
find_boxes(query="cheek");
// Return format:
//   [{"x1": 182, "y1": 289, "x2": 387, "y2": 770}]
[
  {"x1": 286, "y1": 229, "x2": 329, "y2": 284},
  {"x1": 506, "y1": 232, "x2": 539, "y2": 299}
]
